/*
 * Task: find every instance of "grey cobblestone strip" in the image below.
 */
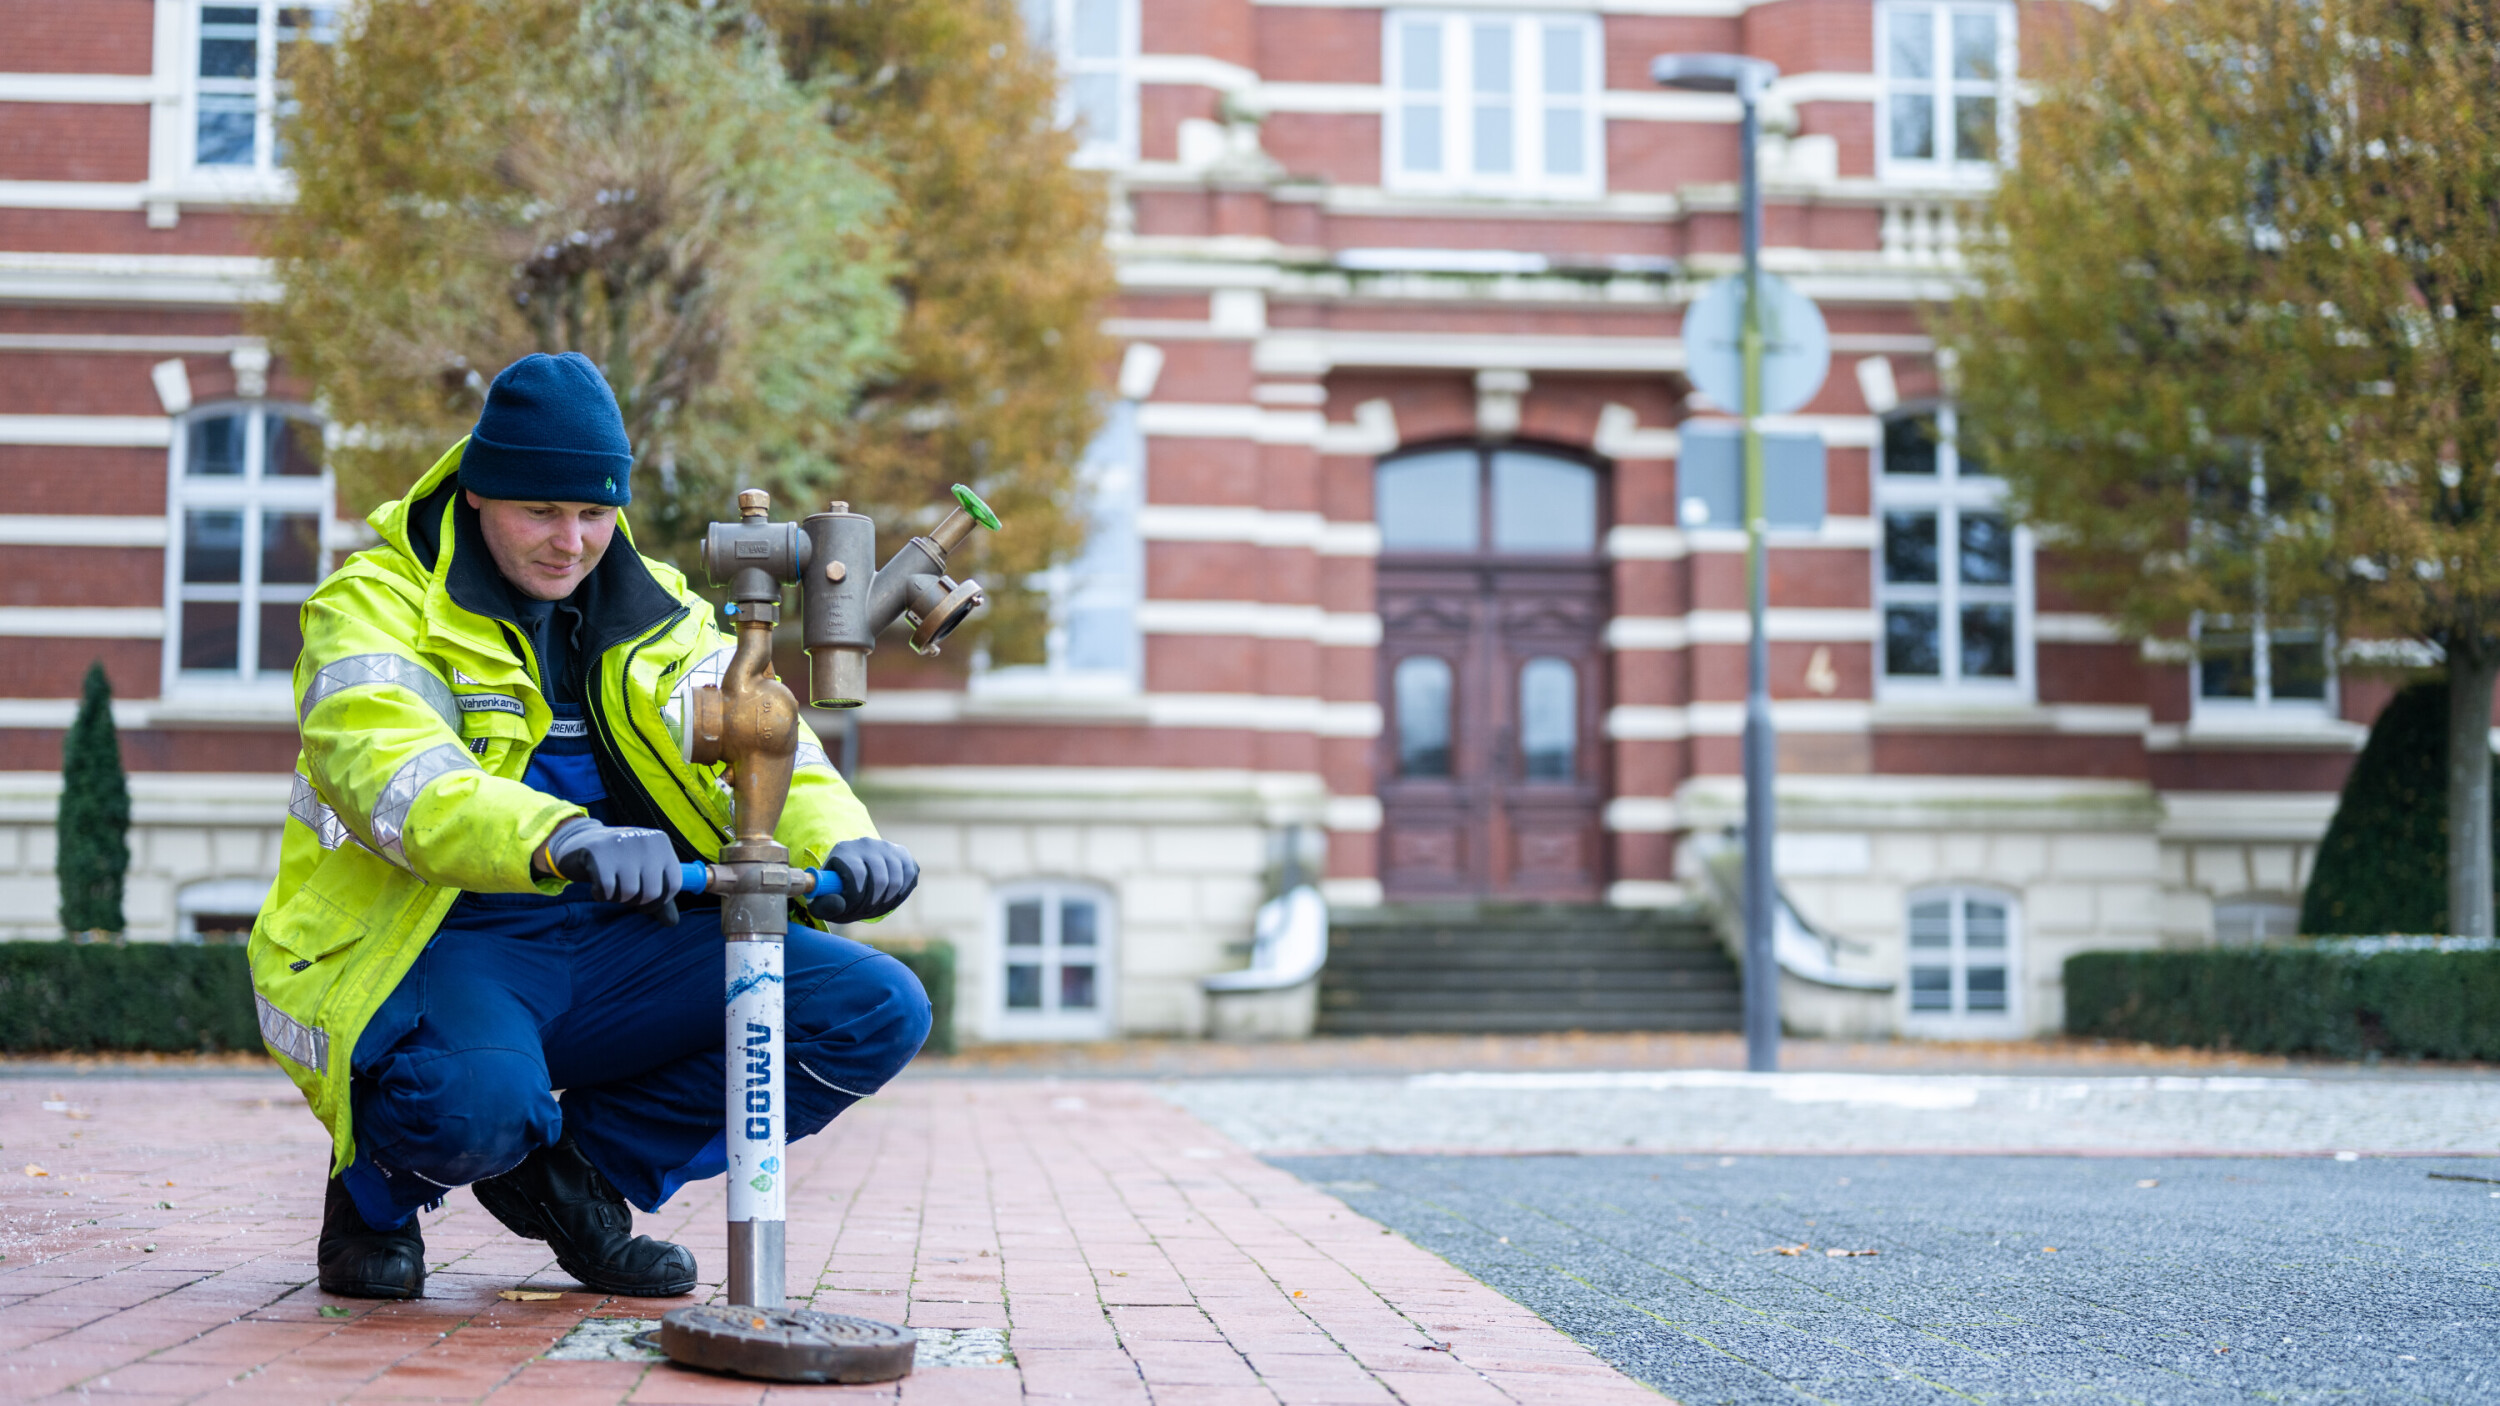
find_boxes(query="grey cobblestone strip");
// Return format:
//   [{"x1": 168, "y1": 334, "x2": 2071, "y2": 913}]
[{"x1": 1170, "y1": 1070, "x2": 2500, "y2": 1155}]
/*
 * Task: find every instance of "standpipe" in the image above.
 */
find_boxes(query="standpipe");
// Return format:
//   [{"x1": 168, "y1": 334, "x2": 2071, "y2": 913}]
[{"x1": 658, "y1": 484, "x2": 997, "y2": 1386}]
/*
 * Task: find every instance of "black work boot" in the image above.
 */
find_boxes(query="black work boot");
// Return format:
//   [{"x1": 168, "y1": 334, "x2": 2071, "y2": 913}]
[
  {"x1": 318, "y1": 1175, "x2": 426, "y2": 1299},
  {"x1": 471, "y1": 1131, "x2": 696, "y2": 1297}
]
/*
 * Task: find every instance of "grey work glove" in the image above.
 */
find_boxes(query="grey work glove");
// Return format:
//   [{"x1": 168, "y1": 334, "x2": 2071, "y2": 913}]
[
  {"x1": 543, "y1": 821, "x2": 683, "y2": 908},
  {"x1": 809, "y1": 837, "x2": 920, "y2": 926}
]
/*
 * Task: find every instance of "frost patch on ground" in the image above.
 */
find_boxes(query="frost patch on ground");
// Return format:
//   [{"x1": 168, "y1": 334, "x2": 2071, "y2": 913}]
[{"x1": 544, "y1": 1317, "x2": 663, "y2": 1360}]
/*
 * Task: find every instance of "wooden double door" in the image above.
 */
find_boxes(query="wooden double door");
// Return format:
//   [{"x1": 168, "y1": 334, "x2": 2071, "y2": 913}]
[{"x1": 1373, "y1": 444, "x2": 1609, "y2": 902}]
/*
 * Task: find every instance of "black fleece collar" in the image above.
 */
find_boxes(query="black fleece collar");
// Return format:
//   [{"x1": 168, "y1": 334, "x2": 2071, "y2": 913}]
[{"x1": 405, "y1": 475, "x2": 683, "y2": 662}]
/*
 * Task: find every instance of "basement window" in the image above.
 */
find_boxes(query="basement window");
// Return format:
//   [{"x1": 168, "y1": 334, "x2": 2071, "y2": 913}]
[{"x1": 993, "y1": 881, "x2": 1116, "y2": 1040}]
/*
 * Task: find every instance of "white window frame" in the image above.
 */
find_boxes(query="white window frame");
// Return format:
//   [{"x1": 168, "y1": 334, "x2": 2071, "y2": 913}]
[
  {"x1": 173, "y1": 1, "x2": 340, "y2": 186},
  {"x1": 989, "y1": 880, "x2": 1118, "y2": 1040},
  {"x1": 971, "y1": 398, "x2": 1143, "y2": 700},
  {"x1": 1875, "y1": 405, "x2": 2034, "y2": 701},
  {"x1": 1902, "y1": 886, "x2": 2022, "y2": 1038},
  {"x1": 162, "y1": 401, "x2": 334, "y2": 698},
  {"x1": 1383, "y1": 11, "x2": 1605, "y2": 200},
  {"x1": 2189, "y1": 449, "x2": 2335, "y2": 720},
  {"x1": 1021, "y1": 0, "x2": 1139, "y2": 168},
  {"x1": 2213, "y1": 895, "x2": 2300, "y2": 946},
  {"x1": 1876, "y1": 0, "x2": 2017, "y2": 187}
]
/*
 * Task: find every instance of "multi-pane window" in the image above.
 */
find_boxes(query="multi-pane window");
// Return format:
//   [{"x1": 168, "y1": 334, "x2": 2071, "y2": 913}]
[
  {"x1": 1020, "y1": 0, "x2": 1136, "y2": 166},
  {"x1": 1879, "y1": 407, "x2": 2028, "y2": 694},
  {"x1": 1880, "y1": 2, "x2": 2013, "y2": 178},
  {"x1": 192, "y1": 2, "x2": 340, "y2": 173},
  {"x1": 997, "y1": 883, "x2": 1114, "y2": 1038},
  {"x1": 1385, "y1": 13, "x2": 1602, "y2": 198},
  {"x1": 168, "y1": 407, "x2": 329, "y2": 687},
  {"x1": 2194, "y1": 451, "x2": 2332, "y2": 713},
  {"x1": 1905, "y1": 889, "x2": 2016, "y2": 1024}
]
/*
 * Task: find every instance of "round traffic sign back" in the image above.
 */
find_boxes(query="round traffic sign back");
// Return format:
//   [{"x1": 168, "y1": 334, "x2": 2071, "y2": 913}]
[{"x1": 1682, "y1": 273, "x2": 1831, "y2": 417}]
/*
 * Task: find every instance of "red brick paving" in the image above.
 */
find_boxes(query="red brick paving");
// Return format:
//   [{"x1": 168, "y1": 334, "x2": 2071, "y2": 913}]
[{"x1": 0, "y1": 1073, "x2": 1662, "y2": 1404}]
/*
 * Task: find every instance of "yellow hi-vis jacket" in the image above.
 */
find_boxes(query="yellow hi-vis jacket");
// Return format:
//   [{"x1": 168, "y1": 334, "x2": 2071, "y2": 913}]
[{"x1": 251, "y1": 439, "x2": 876, "y2": 1173}]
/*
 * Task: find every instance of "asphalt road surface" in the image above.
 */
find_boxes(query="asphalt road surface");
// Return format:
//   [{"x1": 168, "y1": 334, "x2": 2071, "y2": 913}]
[{"x1": 1272, "y1": 1152, "x2": 2500, "y2": 1405}]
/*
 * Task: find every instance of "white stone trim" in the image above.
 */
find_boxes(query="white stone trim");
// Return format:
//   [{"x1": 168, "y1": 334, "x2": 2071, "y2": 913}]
[
  {"x1": 0, "y1": 606, "x2": 166, "y2": 638},
  {"x1": 1606, "y1": 879, "x2": 1689, "y2": 907},
  {"x1": 0, "y1": 251, "x2": 277, "y2": 304},
  {"x1": 0, "y1": 181, "x2": 153, "y2": 211},
  {"x1": 2158, "y1": 791, "x2": 2340, "y2": 843},
  {"x1": 1137, "y1": 504, "x2": 1382, "y2": 556},
  {"x1": 1603, "y1": 796, "x2": 1679, "y2": 832},
  {"x1": 0, "y1": 515, "x2": 170, "y2": 547},
  {"x1": 1593, "y1": 404, "x2": 1679, "y2": 460},
  {"x1": 1132, "y1": 54, "x2": 1259, "y2": 90},
  {"x1": 1606, "y1": 610, "x2": 1881, "y2": 650},
  {"x1": 1320, "y1": 877, "x2": 1386, "y2": 907},
  {"x1": 1135, "y1": 599, "x2": 1382, "y2": 646},
  {"x1": 0, "y1": 415, "x2": 173, "y2": 447},
  {"x1": 0, "y1": 332, "x2": 265, "y2": 354},
  {"x1": 0, "y1": 73, "x2": 166, "y2": 103},
  {"x1": 0, "y1": 770, "x2": 291, "y2": 823},
  {"x1": 1255, "y1": 330, "x2": 1685, "y2": 376},
  {"x1": 1323, "y1": 794, "x2": 1384, "y2": 832},
  {"x1": 856, "y1": 688, "x2": 1383, "y2": 737}
]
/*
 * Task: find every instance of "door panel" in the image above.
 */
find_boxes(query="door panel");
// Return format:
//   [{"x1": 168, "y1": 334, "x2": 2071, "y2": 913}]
[{"x1": 1374, "y1": 445, "x2": 1609, "y2": 902}]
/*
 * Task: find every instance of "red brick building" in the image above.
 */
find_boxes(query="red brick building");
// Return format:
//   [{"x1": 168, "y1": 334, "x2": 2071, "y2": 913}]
[{"x1": 1, "y1": 0, "x2": 2377, "y2": 1042}]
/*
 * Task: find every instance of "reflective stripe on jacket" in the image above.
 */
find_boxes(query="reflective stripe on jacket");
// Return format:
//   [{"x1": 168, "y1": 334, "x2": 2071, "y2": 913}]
[{"x1": 252, "y1": 439, "x2": 876, "y2": 1172}]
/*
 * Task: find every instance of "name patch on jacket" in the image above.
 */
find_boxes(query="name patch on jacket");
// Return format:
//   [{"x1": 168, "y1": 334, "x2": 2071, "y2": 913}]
[
  {"x1": 545, "y1": 718, "x2": 589, "y2": 739},
  {"x1": 456, "y1": 693, "x2": 525, "y2": 716}
]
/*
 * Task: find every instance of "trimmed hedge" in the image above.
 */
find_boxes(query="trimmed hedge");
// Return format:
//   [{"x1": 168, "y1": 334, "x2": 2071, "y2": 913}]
[
  {"x1": 2065, "y1": 947, "x2": 2500, "y2": 1061},
  {"x1": 867, "y1": 939, "x2": 957, "y2": 1056},
  {"x1": 0, "y1": 936, "x2": 960, "y2": 1058},
  {"x1": 0, "y1": 942, "x2": 259, "y2": 1053},
  {"x1": 2299, "y1": 680, "x2": 2496, "y2": 935}
]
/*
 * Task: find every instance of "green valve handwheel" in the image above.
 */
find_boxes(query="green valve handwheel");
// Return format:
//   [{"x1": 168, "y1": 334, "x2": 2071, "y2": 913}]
[{"x1": 952, "y1": 483, "x2": 1001, "y2": 531}]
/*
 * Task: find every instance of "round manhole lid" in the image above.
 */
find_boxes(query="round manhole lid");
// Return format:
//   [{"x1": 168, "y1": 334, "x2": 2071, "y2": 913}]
[{"x1": 659, "y1": 1305, "x2": 915, "y2": 1383}]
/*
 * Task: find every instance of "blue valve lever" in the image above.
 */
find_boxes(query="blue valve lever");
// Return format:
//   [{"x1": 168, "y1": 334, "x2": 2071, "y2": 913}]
[{"x1": 676, "y1": 861, "x2": 842, "y2": 901}]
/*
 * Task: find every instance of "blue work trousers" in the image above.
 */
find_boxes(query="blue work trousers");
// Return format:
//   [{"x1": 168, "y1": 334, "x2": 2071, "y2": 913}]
[{"x1": 338, "y1": 893, "x2": 931, "y2": 1230}]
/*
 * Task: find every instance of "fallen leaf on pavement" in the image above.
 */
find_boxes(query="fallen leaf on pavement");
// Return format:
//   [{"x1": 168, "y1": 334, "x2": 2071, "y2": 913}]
[
  {"x1": 498, "y1": 1290, "x2": 563, "y2": 1301},
  {"x1": 318, "y1": 1306, "x2": 351, "y2": 1318},
  {"x1": 1768, "y1": 1242, "x2": 1809, "y2": 1256},
  {"x1": 23, "y1": 1165, "x2": 44, "y2": 1177},
  {"x1": 1825, "y1": 1248, "x2": 1878, "y2": 1258},
  {"x1": 2042, "y1": 1247, "x2": 2060, "y2": 1254},
  {"x1": 2137, "y1": 1180, "x2": 2159, "y2": 1189}
]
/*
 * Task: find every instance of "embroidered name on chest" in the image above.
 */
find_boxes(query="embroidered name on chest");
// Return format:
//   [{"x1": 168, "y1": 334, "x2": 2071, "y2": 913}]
[{"x1": 544, "y1": 718, "x2": 590, "y2": 739}]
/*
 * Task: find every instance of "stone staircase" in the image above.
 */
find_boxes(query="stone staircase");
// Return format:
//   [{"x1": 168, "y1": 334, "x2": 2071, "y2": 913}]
[{"x1": 1316, "y1": 904, "x2": 1742, "y2": 1035}]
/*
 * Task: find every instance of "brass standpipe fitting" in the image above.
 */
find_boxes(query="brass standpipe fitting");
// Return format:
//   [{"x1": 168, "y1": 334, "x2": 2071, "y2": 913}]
[
  {"x1": 693, "y1": 483, "x2": 1002, "y2": 853},
  {"x1": 800, "y1": 483, "x2": 999, "y2": 709}
]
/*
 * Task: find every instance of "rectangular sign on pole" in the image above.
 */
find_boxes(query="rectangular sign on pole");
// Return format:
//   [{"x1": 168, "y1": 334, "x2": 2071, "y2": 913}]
[{"x1": 1675, "y1": 424, "x2": 1825, "y2": 531}]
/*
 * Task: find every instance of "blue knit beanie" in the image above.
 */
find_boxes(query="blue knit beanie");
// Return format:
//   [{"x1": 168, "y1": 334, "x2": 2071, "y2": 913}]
[{"x1": 458, "y1": 352, "x2": 632, "y2": 506}]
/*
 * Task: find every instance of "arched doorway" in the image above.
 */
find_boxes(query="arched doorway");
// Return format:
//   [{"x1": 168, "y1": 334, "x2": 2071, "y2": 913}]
[{"x1": 1375, "y1": 444, "x2": 1609, "y2": 902}]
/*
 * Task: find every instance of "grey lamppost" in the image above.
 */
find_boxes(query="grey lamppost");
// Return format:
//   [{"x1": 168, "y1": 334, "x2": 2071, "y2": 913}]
[{"x1": 1651, "y1": 51, "x2": 1782, "y2": 1073}]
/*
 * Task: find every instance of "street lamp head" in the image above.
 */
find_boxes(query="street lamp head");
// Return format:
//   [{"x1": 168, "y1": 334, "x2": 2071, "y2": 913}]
[{"x1": 1650, "y1": 52, "x2": 1780, "y2": 101}]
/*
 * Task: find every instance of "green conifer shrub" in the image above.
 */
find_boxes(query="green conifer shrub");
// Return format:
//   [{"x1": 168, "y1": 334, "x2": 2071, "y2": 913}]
[
  {"x1": 2299, "y1": 680, "x2": 2498, "y2": 935},
  {"x1": 57, "y1": 662, "x2": 129, "y2": 937}
]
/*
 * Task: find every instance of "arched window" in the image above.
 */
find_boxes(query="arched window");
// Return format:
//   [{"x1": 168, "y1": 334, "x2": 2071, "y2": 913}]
[
  {"x1": 166, "y1": 404, "x2": 330, "y2": 689},
  {"x1": 1518, "y1": 656, "x2": 1577, "y2": 780},
  {"x1": 1394, "y1": 655, "x2": 1454, "y2": 777},
  {"x1": 1376, "y1": 446, "x2": 1599, "y2": 555}
]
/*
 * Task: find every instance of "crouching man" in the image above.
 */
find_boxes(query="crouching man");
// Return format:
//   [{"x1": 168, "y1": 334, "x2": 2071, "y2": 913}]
[{"x1": 251, "y1": 352, "x2": 928, "y2": 1299}]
